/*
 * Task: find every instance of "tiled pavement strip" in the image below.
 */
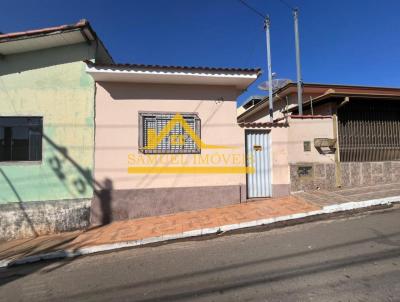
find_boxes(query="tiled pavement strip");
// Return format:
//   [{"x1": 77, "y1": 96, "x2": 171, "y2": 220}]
[
  {"x1": 1, "y1": 186, "x2": 400, "y2": 267},
  {"x1": 0, "y1": 196, "x2": 319, "y2": 267}
]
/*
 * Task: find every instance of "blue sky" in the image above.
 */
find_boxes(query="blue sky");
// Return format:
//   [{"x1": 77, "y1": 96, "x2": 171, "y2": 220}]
[{"x1": 2, "y1": 0, "x2": 400, "y2": 105}]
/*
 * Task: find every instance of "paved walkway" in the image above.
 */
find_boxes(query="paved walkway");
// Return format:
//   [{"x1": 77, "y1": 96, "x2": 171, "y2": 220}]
[
  {"x1": 0, "y1": 196, "x2": 319, "y2": 266},
  {"x1": 2, "y1": 185, "x2": 400, "y2": 267},
  {"x1": 295, "y1": 182, "x2": 400, "y2": 206}
]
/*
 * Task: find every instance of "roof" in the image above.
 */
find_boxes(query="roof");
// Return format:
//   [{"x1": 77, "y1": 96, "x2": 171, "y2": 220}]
[
  {"x1": 242, "y1": 95, "x2": 265, "y2": 109},
  {"x1": 290, "y1": 115, "x2": 332, "y2": 119},
  {"x1": 292, "y1": 91, "x2": 400, "y2": 113},
  {"x1": 0, "y1": 19, "x2": 113, "y2": 62},
  {"x1": 87, "y1": 61, "x2": 261, "y2": 74},
  {"x1": 0, "y1": 20, "x2": 260, "y2": 82},
  {"x1": 237, "y1": 82, "x2": 400, "y2": 120},
  {"x1": 0, "y1": 19, "x2": 88, "y2": 41},
  {"x1": 85, "y1": 61, "x2": 261, "y2": 89},
  {"x1": 238, "y1": 122, "x2": 288, "y2": 128}
]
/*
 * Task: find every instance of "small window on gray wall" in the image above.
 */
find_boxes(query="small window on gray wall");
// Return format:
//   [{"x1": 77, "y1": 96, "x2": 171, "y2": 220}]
[
  {"x1": 139, "y1": 112, "x2": 201, "y2": 154},
  {"x1": 0, "y1": 117, "x2": 43, "y2": 162}
]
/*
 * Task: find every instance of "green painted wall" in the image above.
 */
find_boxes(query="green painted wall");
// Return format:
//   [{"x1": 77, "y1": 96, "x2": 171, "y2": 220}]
[{"x1": 0, "y1": 43, "x2": 96, "y2": 204}]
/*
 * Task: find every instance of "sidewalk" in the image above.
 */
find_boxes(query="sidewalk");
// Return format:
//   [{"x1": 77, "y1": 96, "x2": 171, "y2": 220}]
[{"x1": 1, "y1": 187, "x2": 400, "y2": 268}]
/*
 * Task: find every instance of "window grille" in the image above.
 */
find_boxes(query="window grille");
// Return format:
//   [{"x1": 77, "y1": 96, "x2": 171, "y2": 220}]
[{"x1": 139, "y1": 112, "x2": 201, "y2": 154}]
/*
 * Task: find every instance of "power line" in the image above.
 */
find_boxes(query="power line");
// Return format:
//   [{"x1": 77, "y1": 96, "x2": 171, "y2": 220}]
[
  {"x1": 276, "y1": 0, "x2": 295, "y2": 10},
  {"x1": 237, "y1": 0, "x2": 266, "y2": 19}
]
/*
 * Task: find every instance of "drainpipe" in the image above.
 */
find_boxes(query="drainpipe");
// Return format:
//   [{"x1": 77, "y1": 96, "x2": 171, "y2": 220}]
[
  {"x1": 285, "y1": 96, "x2": 289, "y2": 124},
  {"x1": 333, "y1": 113, "x2": 342, "y2": 187},
  {"x1": 333, "y1": 96, "x2": 349, "y2": 187}
]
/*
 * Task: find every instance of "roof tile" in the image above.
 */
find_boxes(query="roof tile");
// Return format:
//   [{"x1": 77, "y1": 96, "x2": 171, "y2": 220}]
[
  {"x1": 86, "y1": 61, "x2": 261, "y2": 74},
  {"x1": 0, "y1": 19, "x2": 88, "y2": 41}
]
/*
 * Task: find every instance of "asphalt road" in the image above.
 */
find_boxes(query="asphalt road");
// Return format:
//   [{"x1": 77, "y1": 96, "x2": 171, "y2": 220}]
[{"x1": 1, "y1": 206, "x2": 400, "y2": 302}]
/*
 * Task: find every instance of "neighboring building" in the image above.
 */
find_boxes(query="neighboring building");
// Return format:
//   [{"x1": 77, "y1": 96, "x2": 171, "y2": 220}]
[
  {"x1": 0, "y1": 20, "x2": 113, "y2": 239},
  {"x1": 236, "y1": 95, "x2": 264, "y2": 117},
  {"x1": 238, "y1": 83, "x2": 400, "y2": 196},
  {"x1": 86, "y1": 62, "x2": 260, "y2": 224}
]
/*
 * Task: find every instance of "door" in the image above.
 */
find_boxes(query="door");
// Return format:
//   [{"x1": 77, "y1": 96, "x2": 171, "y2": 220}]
[{"x1": 246, "y1": 130, "x2": 271, "y2": 198}]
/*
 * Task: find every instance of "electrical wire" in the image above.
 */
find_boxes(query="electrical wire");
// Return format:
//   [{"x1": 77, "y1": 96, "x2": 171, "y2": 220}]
[
  {"x1": 276, "y1": 0, "x2": 295, "y2": 10},
  {"x1": 237, "y1": 0, "x2": 266, "y2": 19}
]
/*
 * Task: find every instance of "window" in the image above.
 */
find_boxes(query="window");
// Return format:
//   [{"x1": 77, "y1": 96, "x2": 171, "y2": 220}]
[
  {"x1": 0, "y1": 117, "x2": 43, "y2": 162},
  {"x1": 139, "y1": 112, "x2": 201, "y2": 154},
  {"x1": 303, "y1": 141, "x2": 311, "y2": 152}
]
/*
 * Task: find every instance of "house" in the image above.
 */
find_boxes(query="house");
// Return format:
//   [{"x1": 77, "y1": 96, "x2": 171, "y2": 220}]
[
  {"x1": 85, "y1": 62, "x2": 260, "y2": 224},
  {"x1": 7, "y1": 20, "x2": 397, "y2": 239},
  {"x1": 0, "y1": 20, "x2": 113, "y2": 239},
  {"x1": 237, "y1": 82, "x2": 400, "y2": 196},
  {"x1": 0, "y1": 20, "x2": 261, "y2": 238}
]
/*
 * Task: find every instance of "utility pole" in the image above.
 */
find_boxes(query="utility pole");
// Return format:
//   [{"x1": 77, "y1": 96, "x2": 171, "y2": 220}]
[
  {"x1": 264, "y1": 16, "x2": 274, "y2": 122},
  {"x1": 293, "y1": 8, "x2": 303, "y2": 115}
]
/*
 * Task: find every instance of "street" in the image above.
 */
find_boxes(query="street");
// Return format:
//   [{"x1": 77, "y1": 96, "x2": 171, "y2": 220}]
[{"x1": 1, "y1": 207, "x2": 400, "y2": 302}]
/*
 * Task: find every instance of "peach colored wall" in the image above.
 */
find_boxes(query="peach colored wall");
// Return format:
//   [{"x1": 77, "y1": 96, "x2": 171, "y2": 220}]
[
  {"x1": 94, "y1": 82, "x2": 246, "y2": 190},
  {"x1": 268, "y1": 126, "x2": 290, "y2": 193},
  {"x1": 245, "y1": 118, "x2": 335, "y2": 194},
  {"x1": 287, "y1": 117, "x2": 335, "y2": 164}
]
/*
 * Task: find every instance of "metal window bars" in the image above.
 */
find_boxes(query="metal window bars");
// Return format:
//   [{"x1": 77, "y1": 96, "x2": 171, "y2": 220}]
[
  {"x1": 338, "y1": 99, "x2": 400, "y2": 162},
  {"x1": 140, "y1": 112, "x2": 201, "y2": 154}
]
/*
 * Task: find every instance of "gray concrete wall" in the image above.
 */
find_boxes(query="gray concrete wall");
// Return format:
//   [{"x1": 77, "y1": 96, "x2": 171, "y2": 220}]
[
  {"x1": 290, "y1": 161, "x2": 400, "y2": 192},
  {"x1": 0, "y1": 198, "x2": 91, "y2": 240},
  {"x1": 340, "y1": 161, "x2": 400, "y2": 187}
]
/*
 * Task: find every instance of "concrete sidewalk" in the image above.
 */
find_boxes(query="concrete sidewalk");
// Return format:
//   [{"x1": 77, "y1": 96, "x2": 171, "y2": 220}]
[
  {"x1": 295, "y1": 182, "x2": 400, "y2": 206},
  {"x1": 1, "y1": 188, "x2": 400, "y2": 268}
]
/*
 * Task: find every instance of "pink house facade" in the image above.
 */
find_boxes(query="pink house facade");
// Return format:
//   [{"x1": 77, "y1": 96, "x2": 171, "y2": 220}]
[{"x1": 86, "y1": 62, "x2": 260, "y2": 224}]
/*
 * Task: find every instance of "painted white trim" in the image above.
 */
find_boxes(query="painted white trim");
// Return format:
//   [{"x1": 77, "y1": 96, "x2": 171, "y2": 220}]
[
  {"x1": 86, "y1": 66, "x2": 259, "y2": 78},
  {"x1": 86, "y1": 66, "x2": 259, "y2": 89}
]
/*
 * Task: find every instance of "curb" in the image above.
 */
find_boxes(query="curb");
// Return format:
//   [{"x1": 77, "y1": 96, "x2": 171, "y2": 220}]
[{"x1": 2, "y1": 196, "x2": 399, "y2": 268}]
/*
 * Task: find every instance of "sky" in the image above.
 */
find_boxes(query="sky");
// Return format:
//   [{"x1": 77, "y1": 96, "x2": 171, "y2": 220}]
[{"x1": 2, "y1": 0, "x2": 400, "y2": 106}]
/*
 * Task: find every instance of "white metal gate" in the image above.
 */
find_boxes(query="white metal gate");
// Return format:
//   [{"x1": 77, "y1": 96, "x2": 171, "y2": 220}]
[{"x1": 245, "y1": 130, "x2": 271, "y2": 198}]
